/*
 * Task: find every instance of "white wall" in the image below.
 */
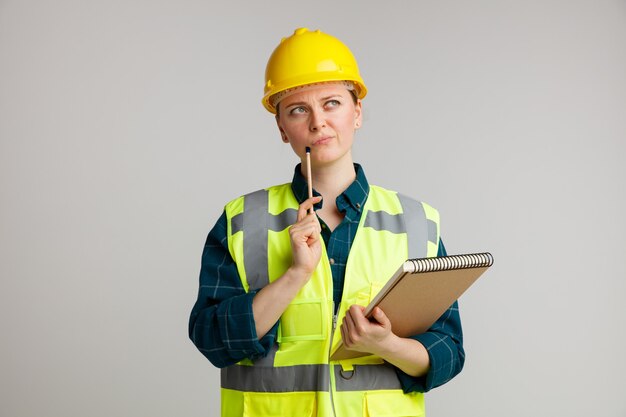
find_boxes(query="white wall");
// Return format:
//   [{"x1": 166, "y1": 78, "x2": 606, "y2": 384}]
[{"x1": 1, "y1": 1, "x2": 625, "y2": 416}]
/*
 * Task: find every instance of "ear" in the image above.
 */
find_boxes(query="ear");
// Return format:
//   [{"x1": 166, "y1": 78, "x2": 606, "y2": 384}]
[
  {"x1": 354, "y1": 99, "x2": 363, "y2": 129},
  {"x1": 276, "y1": 115, "x2": 289, "y2": 143}
]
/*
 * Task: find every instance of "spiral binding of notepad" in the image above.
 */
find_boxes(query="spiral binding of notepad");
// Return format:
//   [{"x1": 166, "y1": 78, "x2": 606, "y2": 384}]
[{"x1": 407, "y1": 253, "x2": 494, "y2": 273}]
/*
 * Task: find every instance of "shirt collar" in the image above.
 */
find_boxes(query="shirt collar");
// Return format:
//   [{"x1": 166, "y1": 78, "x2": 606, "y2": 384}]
[{"x1": 291, "y1": 163, "x2": 370, "y2": 214}]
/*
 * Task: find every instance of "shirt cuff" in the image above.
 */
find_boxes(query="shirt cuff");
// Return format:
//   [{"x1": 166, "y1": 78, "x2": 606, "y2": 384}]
[
  {"x1": 396, "y1": 332, "x2": 461, "y2": 393},
  {"x1": 216, "y1": 290, "x2": 279, "y2": 360}
]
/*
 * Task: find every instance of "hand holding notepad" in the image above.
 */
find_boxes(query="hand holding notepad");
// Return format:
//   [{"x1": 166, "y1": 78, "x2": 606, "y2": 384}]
[{"x1": 330, "y1": 253, "x2": 494, "y2": 361}]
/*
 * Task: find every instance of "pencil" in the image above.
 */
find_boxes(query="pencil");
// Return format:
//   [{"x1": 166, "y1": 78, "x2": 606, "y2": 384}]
[{"x1": 306, "y1": 146, "x2": 313, "y2": 214}]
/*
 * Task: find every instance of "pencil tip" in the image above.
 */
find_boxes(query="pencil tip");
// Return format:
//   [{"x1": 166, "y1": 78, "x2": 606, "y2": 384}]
[{"x1": 305, "y1": 146, "x2": 311, "y2": 153}]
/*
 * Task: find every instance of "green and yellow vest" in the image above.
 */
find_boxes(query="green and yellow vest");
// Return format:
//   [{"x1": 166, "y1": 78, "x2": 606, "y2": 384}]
[{"x1": 222, "y1": 183, "x2": 439, "y2": 417}]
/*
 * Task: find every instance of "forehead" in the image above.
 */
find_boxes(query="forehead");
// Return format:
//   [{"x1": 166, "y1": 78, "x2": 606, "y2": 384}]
[{"x1": 280, "y1": 85, "x2": 352, "y2": 106}]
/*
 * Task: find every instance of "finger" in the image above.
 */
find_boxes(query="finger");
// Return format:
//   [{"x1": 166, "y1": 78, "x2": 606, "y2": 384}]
[
  {"x1": 297, "y1": 196, "x2": 322, "y2": 221},
  {"x1": 298, "y1": 197, "x2": 322, "y2": 221},
  {"x1": 290, "y1": 223, "x2": 319, "y2": 247},
  {"x1": 348, "y1": 305, "x2": 369, "y2": 331},
  {"x1": 343, "y1": 310, "x2": 359, "y2": 336},
  {"x1": 290, "y1": 213, "x2": 320, "y2": 235},
  {"x1": 301, "y1": 215, "x2": 322, "y2": 233},
  {"x1": 292, "y1": 213, "x2": 318, "y2": 228},
  {"x1": 350, "y1": 304, "x2": 366, "y2": 316},
  {"x1": 299, "y1": 214, "x2": 322, "y2": 237},
  {"x1": 342, "y1": 317, "x2": 358, "y2": 347},
  {"x1": 340, "y1": 322, "x2": 352, "y2": 347},
  {"x1": 305, "y1": 224, "x2": 320, "y2": 245},
  {"x1": 372, "y1": 307, "x2": 391, "y2": 329}
]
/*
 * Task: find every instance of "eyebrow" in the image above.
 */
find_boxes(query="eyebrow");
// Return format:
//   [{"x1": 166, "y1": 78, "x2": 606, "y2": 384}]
[{"x1": 284, "y1": 95, "x2": 343, "y2": 109}]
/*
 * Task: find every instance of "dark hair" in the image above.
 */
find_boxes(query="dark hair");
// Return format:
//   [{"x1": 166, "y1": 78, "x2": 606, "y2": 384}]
[{"x1": 275, "y1": 89, "x2": 359, "y2": 117}]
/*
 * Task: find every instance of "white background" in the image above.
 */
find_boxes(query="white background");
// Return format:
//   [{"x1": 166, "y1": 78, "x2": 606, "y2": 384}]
[{"x1": 1, "y1": 1, "x2": 625, "y2": 416}]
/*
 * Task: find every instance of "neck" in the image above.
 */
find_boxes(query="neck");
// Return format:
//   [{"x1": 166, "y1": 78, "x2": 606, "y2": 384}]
[{"x1": 301, "y1": 158, "x2": 356, "y2": 201}]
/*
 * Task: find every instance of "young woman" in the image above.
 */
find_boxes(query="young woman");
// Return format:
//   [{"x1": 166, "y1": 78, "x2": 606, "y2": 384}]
[{"x1": 189, "y1": 28, "x2": 464, "y2": 417}]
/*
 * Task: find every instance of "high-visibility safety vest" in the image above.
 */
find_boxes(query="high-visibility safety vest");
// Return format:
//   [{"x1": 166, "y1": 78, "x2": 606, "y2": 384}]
[{"x1": 223, "y1": 183, "x2": 440, "y2": 417}]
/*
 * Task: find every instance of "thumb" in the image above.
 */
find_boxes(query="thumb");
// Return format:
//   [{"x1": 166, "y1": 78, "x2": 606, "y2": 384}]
[{"x1": 373, "y1": 307, "x2": 391, "y2": 328}]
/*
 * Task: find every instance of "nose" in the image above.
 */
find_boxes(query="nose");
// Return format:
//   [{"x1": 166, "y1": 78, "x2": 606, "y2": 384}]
[{"x1": 309, "y1": 108, "x2": 326, "y2": 132}]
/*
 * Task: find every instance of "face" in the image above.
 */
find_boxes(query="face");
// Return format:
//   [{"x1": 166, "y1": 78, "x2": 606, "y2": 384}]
[{"x1": 275, "y1": 85, "x2": 362, "y2": 169}]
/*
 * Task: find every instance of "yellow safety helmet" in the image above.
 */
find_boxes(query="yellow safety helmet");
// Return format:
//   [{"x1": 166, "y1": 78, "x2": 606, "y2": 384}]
[{"x1": 262, "y1": 28, "x2": 368, "y2": 114}]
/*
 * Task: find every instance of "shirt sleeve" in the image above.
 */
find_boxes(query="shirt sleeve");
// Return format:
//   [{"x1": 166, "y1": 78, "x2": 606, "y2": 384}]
[
  {"x1": 395, "y1": 238, "x2": 466, "y2": 392},
  {"x1": 188, "y1": 211, "x2": 279, "y2": 368}
]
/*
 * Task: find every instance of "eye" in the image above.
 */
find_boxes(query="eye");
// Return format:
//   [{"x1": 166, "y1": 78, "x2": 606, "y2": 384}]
[
  {"x1": 289, "y1": 106, "x2": 307, "y2": 115},
  {"x1": 325, "y1": 99, "x2": 341, "y2": 108}
]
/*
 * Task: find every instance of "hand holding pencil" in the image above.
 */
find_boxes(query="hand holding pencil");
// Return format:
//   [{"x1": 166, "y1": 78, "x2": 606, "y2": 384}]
[{"x1": 287, "y1": 146, "x2": 322, "y2": 278}]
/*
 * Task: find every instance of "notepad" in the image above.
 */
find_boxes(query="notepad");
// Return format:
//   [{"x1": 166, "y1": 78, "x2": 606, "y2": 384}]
[{"x1": 330, "y1": 253, "x2": 494, "y2": 361}]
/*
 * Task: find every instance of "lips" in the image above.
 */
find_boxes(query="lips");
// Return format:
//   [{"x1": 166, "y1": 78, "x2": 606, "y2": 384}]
[{"x1": 313, "y1": 136, "x2": 333, "y2": 145}]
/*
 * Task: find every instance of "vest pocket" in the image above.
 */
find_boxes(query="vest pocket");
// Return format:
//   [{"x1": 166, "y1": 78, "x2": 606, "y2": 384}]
[
  {"x1": 243, "y1": 391, "x2": 316, "y2": 417},
  {"x1": 364, "y1": 391, "x2": 425, "y2": 417},
  {"x1": 279, "y1": 299, "x2": 326, "y2": 342}
]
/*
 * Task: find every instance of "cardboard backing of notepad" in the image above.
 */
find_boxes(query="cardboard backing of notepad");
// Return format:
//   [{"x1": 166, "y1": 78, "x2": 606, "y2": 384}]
[{"x1": 330, "y1": 265, "x2": 490, "y2": 361}]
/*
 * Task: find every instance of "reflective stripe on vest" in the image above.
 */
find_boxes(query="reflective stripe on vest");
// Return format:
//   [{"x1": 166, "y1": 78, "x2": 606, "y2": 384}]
[
  {"x1": 221, "y1": 363, "x2": 401, "y2": 393},
  {"x1": 232, "y1": 189, "x2": 437, "y2": 285},
  {"x1": 334, "y1": 364, "x2": 401, "y2": 391},
  {"x1": 230, "y1": 189, "x2": 297, "y2": 290},
  {"x1": 222, "y1": 364, "x2": 330, "y2": 392},
  {"x1": 367, "y1": 192, "x2": 438, "y2": 259}
]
